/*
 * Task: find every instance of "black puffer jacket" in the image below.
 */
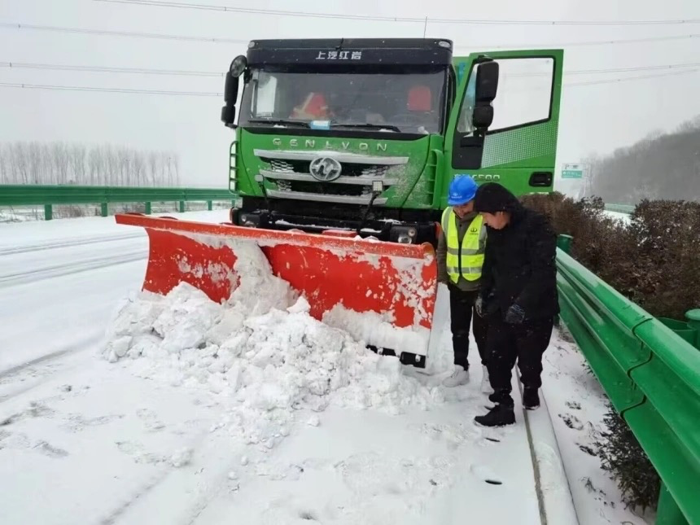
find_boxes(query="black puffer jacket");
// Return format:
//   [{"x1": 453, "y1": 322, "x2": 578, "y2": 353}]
[{"x1": 475, "y1": 183, "x2": 560, "y2": 321}]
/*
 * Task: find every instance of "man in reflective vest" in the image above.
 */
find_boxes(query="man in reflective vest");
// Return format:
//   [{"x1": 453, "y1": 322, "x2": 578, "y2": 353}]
[{"x1": 437, "y1": 175, "x2": 491, "y2": 392}]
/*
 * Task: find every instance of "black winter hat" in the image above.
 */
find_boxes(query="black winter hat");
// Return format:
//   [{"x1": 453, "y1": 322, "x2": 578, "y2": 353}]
[{"x1": 474, "y1": 182, "x2": 521, "y2": 213}]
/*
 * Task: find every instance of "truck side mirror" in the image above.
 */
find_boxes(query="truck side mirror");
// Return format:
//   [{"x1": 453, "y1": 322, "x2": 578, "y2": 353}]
[
  {"x1": 472, "y1": 61, "x2": 499, "y2": 133},
  {"x1": 221, "y1": 55, "x2": 247, "y2": 129}
]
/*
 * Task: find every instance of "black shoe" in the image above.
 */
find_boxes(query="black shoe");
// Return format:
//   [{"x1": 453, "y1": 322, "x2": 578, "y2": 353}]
[
  {"x1": 474, "y1": 403, "x2": 515, "y2": 427},
  {"x1": 523, "y1": 388, "x2": 540, "y2": 410}
]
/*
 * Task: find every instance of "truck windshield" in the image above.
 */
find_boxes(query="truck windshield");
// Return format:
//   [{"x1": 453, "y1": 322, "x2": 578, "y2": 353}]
[{"x1": 239, "y1": 68, "x2": 447, "y2": 134}]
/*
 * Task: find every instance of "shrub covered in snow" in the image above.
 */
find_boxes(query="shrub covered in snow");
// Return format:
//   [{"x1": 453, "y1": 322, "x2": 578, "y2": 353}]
[
  {"x1": 521, "y1": 192, "x2": 700, "y2": 320},
  {"x1": 593, "y1": 403, "x2": 660, "y2": 512}
]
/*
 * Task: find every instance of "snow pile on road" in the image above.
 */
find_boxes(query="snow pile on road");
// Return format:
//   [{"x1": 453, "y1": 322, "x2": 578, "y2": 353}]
[{"x1": 102, "y1": 242, "x2": 443, "y2": 450}]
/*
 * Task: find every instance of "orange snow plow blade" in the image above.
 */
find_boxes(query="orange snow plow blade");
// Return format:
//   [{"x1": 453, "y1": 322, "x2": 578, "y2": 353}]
[{"x1": 115, "y1": 213, "x2": 438, "y2": 365}]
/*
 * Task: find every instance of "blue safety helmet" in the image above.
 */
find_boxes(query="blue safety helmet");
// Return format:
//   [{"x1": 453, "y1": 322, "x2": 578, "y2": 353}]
[{"x1": 447, "y1": 175, "x2": 478, "y2": 206}]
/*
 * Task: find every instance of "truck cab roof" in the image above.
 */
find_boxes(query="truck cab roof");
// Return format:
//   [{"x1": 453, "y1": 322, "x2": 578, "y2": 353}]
[{"x1": 246, "y1": 38, "x2": 454, "y2": 68}]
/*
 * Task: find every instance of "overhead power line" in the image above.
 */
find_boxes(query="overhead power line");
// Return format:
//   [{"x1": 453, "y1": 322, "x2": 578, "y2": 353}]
[
  {"x1": 0, "y1": 83, "x2": 221, "y2": 96},
  {"x1": 3, "y1": 22, "x2": 700, "y2": 51},
  {"x1": 483, "y1": 33, "x2": 700, "y2": 50},
  {"x1": 93, "y1": 0, "x2": 427, "y2": 22},
  {"x1": 567, "y1": 61, "x2": 700, "y2": 76},
  {"x1": 1, "y1": 69, "x2": 698, "y2": 98},
  {"x1": 0, "y1": 61, "x2": 223, "y2": 78},
  {"x1": 566, "y1": 67, "x2": 700, "y2": 87},
  {"x1": 3, "y1": 59, "x2": 700, "y2": 79},
  {"x1": 0, "y1": 22, "x2": 247, "y2": 44},
  {"x1": 94, "y1": 0, "x2": 700, "y2": 26}
]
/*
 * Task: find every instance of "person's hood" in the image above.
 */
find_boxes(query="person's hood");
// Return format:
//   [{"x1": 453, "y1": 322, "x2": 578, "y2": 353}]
[{"x1": 474, "y1": 183, "x2": 526, "y2": 224}]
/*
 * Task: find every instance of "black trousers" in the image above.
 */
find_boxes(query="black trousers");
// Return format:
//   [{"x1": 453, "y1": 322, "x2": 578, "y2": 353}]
[
  {"x1": 449, "y1": 285, "x2": 488, "y2": 369},
  {"x1": 487, "y1": 313, "x2": 555, "y2": 406}
]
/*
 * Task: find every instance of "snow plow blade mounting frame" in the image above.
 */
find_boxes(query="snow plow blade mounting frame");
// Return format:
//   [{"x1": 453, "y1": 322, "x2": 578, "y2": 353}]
[{"x1": 115, "y1": 213, "x2": 438, "y2": 366}]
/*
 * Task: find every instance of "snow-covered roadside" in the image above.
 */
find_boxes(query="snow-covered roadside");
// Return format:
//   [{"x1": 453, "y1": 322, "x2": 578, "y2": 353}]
[
  {"x1": 0, "y1": 209, "x2": 229, "y2": 251},
  {"x1": 541, "y1": 328, "x2": 650, "y2": 525},
  {"x1": 602, "y1": 210, "x2": 631, "y2": 225},
  {"x1": 0, "y1": 236, "x2": 548, "y2": 524},
  {"x1": 93, "y1": 240, "x2": 544, "y2": 523},
  {"x1": 0, "y1": 210, "x2": 229, "y2": 374}
]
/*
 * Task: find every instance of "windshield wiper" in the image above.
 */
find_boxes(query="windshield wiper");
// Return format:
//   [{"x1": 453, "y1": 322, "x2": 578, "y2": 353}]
[
  {"x1": 246, "y1": 118, "x2": 309, "y2": 128},
  {"x1": 330, "y1": 123, "x2": 401, "y2": 132}
]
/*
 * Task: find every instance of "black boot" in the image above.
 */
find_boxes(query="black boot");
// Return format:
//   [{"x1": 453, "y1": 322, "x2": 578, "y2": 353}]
[
  {"x1": 523, "y1": 388, "x2": 540, "y2": 410},
  {"x1": 474, "y1": 403, "x2": 515, "y2": 427}
]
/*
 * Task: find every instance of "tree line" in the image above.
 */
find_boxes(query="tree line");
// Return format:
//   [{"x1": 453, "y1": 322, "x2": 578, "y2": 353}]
[
  {"x1": 0, "y1": 141, "x2": 181, "y2": 187},
  {"x1": 584, "y1": 115, "x2": 700, "y2": 204}
]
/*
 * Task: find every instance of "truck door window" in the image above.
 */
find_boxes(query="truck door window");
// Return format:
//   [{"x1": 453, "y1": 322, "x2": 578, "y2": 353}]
[{"x1": 457, "y1": 57, "x2": 554, "y2": 134}]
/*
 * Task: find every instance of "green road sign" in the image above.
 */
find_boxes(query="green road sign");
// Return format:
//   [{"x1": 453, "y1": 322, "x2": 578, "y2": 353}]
[{"x1": 562, "y1": 163, "x2": 584, "y2": 179}]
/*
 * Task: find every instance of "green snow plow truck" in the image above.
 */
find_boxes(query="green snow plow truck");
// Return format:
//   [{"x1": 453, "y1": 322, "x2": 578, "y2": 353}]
[
  {"x1": 115, "y1": 38, "x2": 564, "y2": 369},
  {"x1": 221, "y1": 38, "x2": 563, "y2": 245}
]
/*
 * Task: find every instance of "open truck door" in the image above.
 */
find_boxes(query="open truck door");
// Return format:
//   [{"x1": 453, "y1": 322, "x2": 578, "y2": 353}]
[{"x1": 444, "y1": 49, "x2": 564, "y2": 203}]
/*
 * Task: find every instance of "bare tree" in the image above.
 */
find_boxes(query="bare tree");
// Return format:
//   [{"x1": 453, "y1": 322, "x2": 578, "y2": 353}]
[
  {"x1": 132, "y1": 150, "x2": 145, "y2": 185},
  {"x1": 0, "y1": 141, "x2": 181, "y2": 187},
  {"x1": 147, "y1": 151, "x2": 158, "y2": 186},
  {"x1": 88, "y1": 147, "x2": 103, "y2": 184},
  {"x1": 11, "y1": 143, "x2": 30, "y2": 183},
  {"x1": 0, "y1": 144, "x2": 8, "y2": 183},
  {"x1": 69, "y1": 144, "x2": 87, "y2": 184}
]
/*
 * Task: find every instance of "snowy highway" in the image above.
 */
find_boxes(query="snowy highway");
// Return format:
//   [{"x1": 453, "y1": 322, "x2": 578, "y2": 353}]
[
  {"x1": 0, "y1": 211, "x2": 223, "y2": 375},
  {"x1": 0, "y1": 213, "x2": 644, "y2": 525}
]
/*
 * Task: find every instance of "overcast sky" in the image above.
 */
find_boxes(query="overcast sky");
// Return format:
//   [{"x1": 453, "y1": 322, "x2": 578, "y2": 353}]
[{"x1": 1, "y1": 0, "x2": 699, "y2": 189}]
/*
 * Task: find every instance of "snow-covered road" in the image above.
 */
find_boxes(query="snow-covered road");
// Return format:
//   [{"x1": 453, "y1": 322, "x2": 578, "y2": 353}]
[
  {"x1": 0, "y1": 213, "x2": 646, "y2": 524},
  {"x1": 0, "y1": 211, "x2": 226, "y2": 375}
]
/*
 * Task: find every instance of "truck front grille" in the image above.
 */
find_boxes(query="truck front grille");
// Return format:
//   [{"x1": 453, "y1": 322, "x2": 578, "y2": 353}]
[{"x1": 253, "y1": 148, "x2": 410, "y2": 206}]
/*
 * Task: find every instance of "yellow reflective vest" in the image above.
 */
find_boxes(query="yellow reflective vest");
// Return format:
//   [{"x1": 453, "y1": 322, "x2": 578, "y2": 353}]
[{"x1": 441, "y1": 207, "x2": 486, "y2": 283}]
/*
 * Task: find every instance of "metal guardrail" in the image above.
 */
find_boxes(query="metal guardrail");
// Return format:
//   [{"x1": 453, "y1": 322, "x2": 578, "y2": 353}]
[
  {"x1": 604, "y1": 203, "x2": 635, "y2": 214},
  {"x1": 556, "y1": 236, "x2": 700, "y2": 525},
  {"x1": 0, "y1": 184, "x2": 237, "y2": 220}
]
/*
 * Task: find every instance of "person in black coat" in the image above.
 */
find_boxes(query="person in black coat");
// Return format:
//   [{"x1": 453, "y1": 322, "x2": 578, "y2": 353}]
[{"x1": 471, "y1": 182, "x2": 560, "y2": 427}]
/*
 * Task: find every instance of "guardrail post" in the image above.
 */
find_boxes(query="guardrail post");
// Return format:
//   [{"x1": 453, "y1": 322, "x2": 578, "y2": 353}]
[
  {"x1": 554, "y1": 235, "x2": 574, "y2": 329},
  {"x1": 101, "y1": 203, "x2": 108, "y2": 217},
  {"x1": 145, "y1": 202, "x2": 152, "y2": 215},
  {"x1": 44, "y1": 204, "x2": 53, "y2": 221},
  {"x1": 207, "y1": 200, "x2": 212, "y2": 211},
  {"x1": 656, "y1": 482, "x2": 689, "y2": 525},
  {"x1": 685, "y1": 309, "x2": 700, "y2": 349},
  {"x1": 557, "y1": 234, "x2": 573, "y2": 254},
  {"x1": 179, "y1": 201, "x2": 185, "y2": 213}
]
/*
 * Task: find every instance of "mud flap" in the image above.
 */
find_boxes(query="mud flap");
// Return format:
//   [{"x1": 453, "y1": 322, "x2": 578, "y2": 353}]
[{"x1": 115, "y1": 213, "x2": 438, "y2": 362}]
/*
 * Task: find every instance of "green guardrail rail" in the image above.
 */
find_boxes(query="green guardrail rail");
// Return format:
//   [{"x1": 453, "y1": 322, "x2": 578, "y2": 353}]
[
  {"x1": 0, "y1": 184, "x2": 238, "y2": 220},
  {"x1": 556, "y1": 235, "x2": 700, "y2": 525}
]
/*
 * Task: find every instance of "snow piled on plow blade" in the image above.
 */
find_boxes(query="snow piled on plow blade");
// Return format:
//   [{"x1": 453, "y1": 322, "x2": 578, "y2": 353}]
[
  {"x1": 114, "y1": 214, "x2": 438, "y2": 358},
  {"x1": 101, "y1": 225, "x2": 445, "y2": 449}
]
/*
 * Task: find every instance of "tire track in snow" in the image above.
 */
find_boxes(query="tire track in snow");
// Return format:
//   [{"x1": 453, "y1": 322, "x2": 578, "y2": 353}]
[
  {"x1": 0, "y1": 335, "x2": 99, "y2": 402},
  {"x1": 0, "y1": 232, "x2": 144, "y2": 257},
  {"x1": 0, "y1": 250, "x2": 147, "y2": 288}
]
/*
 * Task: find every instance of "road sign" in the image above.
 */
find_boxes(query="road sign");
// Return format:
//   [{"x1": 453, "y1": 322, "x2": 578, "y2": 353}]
[{"x1": 562, "y1": 163, "x2": 584, "y2": 179}]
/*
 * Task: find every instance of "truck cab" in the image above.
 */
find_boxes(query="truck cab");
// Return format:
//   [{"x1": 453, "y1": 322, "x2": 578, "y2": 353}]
[{"x1": 221, "y1": 38, "x2": 563, "y2": 247}]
